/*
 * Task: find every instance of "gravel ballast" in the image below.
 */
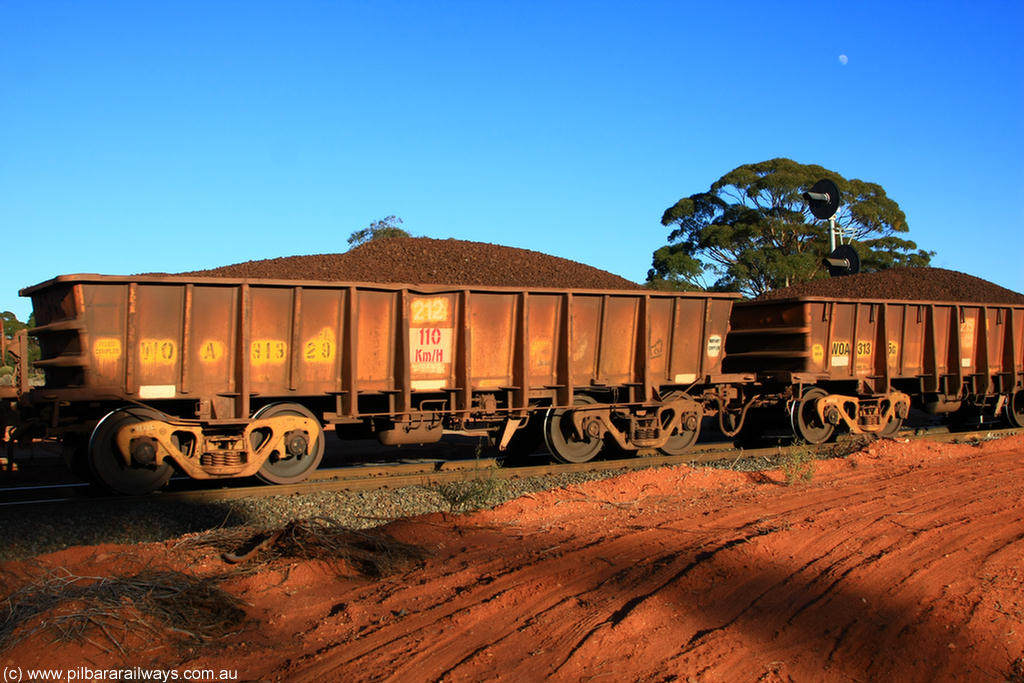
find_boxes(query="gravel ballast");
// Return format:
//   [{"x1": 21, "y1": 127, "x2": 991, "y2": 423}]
[{"x1": 0, "y1": 469, "x2": 631, "y2": 562}]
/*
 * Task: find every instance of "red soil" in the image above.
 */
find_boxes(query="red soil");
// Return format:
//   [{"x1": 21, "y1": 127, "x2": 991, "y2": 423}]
[{"x1": 3, "y1": 435, "x2": 1023, "y2": 683}]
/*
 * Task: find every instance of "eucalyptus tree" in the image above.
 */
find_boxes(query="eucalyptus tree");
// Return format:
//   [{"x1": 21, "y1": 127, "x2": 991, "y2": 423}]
[{"x1": 647, "y1": 158, "x2": 934, "y2": 296}]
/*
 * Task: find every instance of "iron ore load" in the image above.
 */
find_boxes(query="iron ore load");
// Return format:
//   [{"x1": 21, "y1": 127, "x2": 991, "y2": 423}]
[{"x1": 5, "y1": 238, "x2": 1024, "y2": 495}]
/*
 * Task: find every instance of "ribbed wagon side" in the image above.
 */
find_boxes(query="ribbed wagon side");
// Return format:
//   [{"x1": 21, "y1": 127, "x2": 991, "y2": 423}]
[
  {"x1": 19, "y1": 274, "x2": 745, "y2": 493},
  {"x1": 726, "y1": 297, "x2": 1024, "y2": 443}
]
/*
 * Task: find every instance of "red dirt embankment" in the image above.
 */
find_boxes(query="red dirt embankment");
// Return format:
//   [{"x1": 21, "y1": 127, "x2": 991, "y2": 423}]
[{"x1": 3, "y1": 436, "x2": 1024, "y2": 682}]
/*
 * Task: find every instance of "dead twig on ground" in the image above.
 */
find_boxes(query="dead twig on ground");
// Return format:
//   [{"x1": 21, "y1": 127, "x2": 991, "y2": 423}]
[{"x1": 0, "y1": 567, "x2": 245, "y2": 653}]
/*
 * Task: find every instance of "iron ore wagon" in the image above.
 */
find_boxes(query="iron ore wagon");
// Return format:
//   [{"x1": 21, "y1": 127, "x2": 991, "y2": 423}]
[{"x1": 16, "y1": 274, "x2": 751, "y2": 494}]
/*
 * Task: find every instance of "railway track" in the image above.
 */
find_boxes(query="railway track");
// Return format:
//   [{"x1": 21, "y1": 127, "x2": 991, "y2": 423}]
[{"x1": 2, "y1": 424, "x2": 1019, "y2": 509}]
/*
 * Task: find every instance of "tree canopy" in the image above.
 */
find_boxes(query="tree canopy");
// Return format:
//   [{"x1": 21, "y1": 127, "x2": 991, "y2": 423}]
[
  {"x1": 347, "y1": 216, "x2": 410, "y2": 247},
  {"x1": 647, "y1": 158, "x2": 934, "y2": 296},
  {"x1": 1, "y1": 310, "x2": 37, "y2": 371}
]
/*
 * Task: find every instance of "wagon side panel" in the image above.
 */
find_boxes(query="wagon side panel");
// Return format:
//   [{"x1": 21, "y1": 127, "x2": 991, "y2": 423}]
[
  {"x1": 356, "y1": 290, "x2": 398, "y2": 392},
  {"x1": 78, "y1": 284, "x2": 126, "y2": 390},
  {"x1": 526, "y1": 294, "x2": 560, "y2": 391},
  {"x1": 187, "y1": 285, "x2": 238, "y2": 414},
  {"x1": 247, "y1": 287, "x2": 293, "y2": 397},
  {"x1": 646, "y1": 297, "x2": 673, "y2": 383},
  {"x1": 569, "y1": 295, "x2": 601, "y2": 387},
  {"x1": 295, "y1": 287, "x2": 345, "y2": 394},
  {"x1": 467, "y1": 292, "x2": 515, "y2": 390},
  {"x1": 597, "y1": 295, "x2": 639, "y2": 386}
]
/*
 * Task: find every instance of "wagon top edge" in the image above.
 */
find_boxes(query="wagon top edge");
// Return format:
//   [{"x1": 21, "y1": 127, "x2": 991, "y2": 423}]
[
  {"x1": 734, "y1": 295, "x2": 1024, "y2": 309},
  {"x1": 19, "y1": 273, "x2": 744, "y2": 300}
]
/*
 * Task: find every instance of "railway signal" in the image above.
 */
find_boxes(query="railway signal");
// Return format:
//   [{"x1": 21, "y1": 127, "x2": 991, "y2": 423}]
[{"x1": 803, "y1": 178, "x2": 860, "y2": 276}]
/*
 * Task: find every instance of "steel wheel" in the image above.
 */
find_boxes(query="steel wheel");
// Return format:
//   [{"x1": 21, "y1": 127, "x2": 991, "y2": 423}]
[
  {"x1": 1005, "y1": 391, "x2": 1024, "y2": 428},
  {"x1": 658, "y1": 393, "x2": 701, "y2": 456},
  {"x1": 89, "y1": 407, "x2": 173, "y2": 495},
  {"x1": 251, "y1": 403, "x2": 325, "y2": 484},
  {"x1": 877, "y1": 414, "x2": 904, "y2": 437},
  {"x1": 544, "y1": 395, "x2": 604, "y2": 464},
  {"x1": 790, "y1": 387, "x2": 835, "y2": 445}
]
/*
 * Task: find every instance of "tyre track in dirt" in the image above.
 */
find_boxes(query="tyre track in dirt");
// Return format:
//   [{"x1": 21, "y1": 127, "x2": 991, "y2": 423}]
[
  {"x1": 269, "y1": 438, "x2": 1024, "y2": 683},
  {"x1": 5, "y1": 437, "x2": 1021, "y2": 682}
]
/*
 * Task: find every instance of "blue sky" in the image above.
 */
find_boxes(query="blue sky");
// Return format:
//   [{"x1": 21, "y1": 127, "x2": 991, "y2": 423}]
[{"x1": 2, "y1": 0, "x2": 1021, "y2": 321}]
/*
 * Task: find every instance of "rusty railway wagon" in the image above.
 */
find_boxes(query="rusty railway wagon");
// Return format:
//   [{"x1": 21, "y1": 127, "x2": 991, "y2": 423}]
[
  {"x1": 9, "y1": 273, "x2": 1024, "y2": 495},
  {"x1": 726, "y1": 296, "x2": 1024, "y2": 444},
  {"x1": 14, "y1": 274, "x2": 753, "y2": 494}
]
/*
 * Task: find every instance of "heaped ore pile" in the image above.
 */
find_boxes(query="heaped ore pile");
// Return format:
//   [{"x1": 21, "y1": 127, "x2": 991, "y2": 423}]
[
  {"x1": 183, "y1": 238, "x2": 641, "y2": 290},
  {"x1": 758, "y1": 267, "x2": 1024, "y2": 305}
]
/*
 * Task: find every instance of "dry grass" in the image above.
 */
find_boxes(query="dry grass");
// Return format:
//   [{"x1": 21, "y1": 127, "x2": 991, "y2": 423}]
[
  {"x1": 183, "y1": 517, "x2": 430, "y2": 578},
  {"x1": 780, "y1": 443, "x2": 816, "y2": 485},
  {"x1": 434, "y1": 476, "x2": 502, "y2": 512},
  {"x1": 0, "y1": 567, "x2": 245, "y2": 653}
]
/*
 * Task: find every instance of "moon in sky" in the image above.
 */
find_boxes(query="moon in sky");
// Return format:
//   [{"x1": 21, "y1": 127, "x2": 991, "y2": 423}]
[{"x1": 838, "y1": 54, "x2": 849, "y2": 65}]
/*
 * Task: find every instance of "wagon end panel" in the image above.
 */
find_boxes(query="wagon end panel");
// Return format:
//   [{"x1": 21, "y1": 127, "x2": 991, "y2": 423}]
[
  {"x1": 723, "y1": 300, "x2": 812, "y2": 376},
  {"x1": 33, "y1": 282, "x2": 110, "y2": 390}
]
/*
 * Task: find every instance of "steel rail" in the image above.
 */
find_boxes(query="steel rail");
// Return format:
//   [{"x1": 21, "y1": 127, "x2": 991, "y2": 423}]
[{"x1": 2, "y1": 425, "x2": 1020, "y2": 509}]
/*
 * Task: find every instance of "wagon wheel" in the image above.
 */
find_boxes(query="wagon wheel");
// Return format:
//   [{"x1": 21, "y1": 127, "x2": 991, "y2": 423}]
[
  {"x1": 89, "y1": 407, "x2": 174, "y2": 496},
  {"x1": 877, "y1": 400, "x2": 907, "y2": 437},
  {"x1": 877, "y1": 413, "x2": 904, "y2": 437},
  {"x1": 658, "y1": 392, "x2": 701, "y2": 456},
  {"x1": 251, "y1": 402, "x2": 325, "y2": 484},
  {"x1": 1005, "y1": 390, "x2": 1024, "y2": 428},
  {"x1": 544, "y1": 395, "x2": 604, "y2": 464},
  {"x1": 789, "y1": 387, "x2": 835, "y2": 445}
]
